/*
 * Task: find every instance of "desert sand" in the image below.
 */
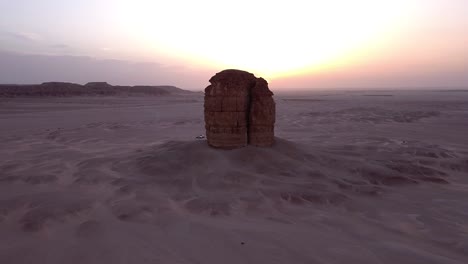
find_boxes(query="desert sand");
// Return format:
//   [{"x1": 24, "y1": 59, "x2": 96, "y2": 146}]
[{"x1": 1, "y1": 90, "x2": 468, "y2": 263}]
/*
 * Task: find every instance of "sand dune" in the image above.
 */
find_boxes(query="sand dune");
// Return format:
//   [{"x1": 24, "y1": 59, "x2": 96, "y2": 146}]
[{"x1": 1, "y1": 90, "x2": 468, "y2": 263}]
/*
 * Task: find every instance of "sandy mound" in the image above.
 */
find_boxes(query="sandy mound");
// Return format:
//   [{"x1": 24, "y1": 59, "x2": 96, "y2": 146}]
[
  {"x1": 101, "y1": 138, "x2": 457, "y2": 217},
  {"x1": 1, "y1": 137, "x2": 462, "y2": 228},
  {"x1": 130, "y1": 139, "x2": 346, "y2": 216}
]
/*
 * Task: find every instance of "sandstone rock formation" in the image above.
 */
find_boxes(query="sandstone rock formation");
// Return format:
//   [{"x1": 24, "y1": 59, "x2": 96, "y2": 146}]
[{"x1": 204, "y1": 69, "x2": 275, "y2": 148}]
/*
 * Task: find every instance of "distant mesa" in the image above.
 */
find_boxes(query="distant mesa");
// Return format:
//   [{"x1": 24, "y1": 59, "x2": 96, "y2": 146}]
[
  {"x1": 0, "y1": 82, "x2": 194, "y2": 97},
  {"x1": 204, "y1": 69, "x2": 276, "y2": 149},
  {"x1": 84, "y1": 82, "x2": 113, "y2": 88}
]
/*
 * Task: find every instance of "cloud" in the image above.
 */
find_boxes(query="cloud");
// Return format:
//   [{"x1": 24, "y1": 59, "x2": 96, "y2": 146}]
[{"x1": 0, "y1": 31, "x2": 41, "y2": 42}]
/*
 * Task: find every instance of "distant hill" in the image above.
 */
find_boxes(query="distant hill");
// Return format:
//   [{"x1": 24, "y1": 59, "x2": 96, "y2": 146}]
[{"x1": 0, "y1": 82, "x2": 196, "y2": 97}]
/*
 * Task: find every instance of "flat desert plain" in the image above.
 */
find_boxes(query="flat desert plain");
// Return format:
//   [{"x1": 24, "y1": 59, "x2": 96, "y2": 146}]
[{"x1": 1, "y1": 90, "x2": 468, "y2": 264}]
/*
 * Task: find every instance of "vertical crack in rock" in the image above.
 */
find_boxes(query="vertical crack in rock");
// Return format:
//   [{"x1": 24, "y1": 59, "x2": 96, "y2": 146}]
[
  {"x1": 245, "y1": 86, "x2": 252, "y2": 145},
  {"x1": 249, "y1": 77, "x2": 276, "y2": 146},
  {"x1": 204, "y1": 69, "x2": 276, "y2": 149}
]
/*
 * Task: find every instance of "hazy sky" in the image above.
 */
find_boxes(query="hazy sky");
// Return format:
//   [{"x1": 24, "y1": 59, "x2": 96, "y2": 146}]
[{"x1": 0, "y1": 0, "x2": 467, "y2": 90}]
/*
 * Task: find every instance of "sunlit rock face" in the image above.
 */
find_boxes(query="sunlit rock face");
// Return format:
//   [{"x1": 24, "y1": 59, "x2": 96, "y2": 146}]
[{"x1": 204, "y1": 69, "x2": 275, "y2": 148}]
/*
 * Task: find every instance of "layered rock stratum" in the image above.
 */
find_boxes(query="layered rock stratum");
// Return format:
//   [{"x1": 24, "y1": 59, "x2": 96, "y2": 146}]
[{"x1": 204, "y1": 69, "x2": 276, "y2": 148}]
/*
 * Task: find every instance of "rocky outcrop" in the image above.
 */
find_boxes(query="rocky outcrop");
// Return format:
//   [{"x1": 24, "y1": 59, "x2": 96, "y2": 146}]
[
  {"x1": 84, "y1": 82, "x2": 112, "y2": 88},
  {"x1": 204, "y1": 69, "x2": 275, "y2": 148},
  {"x1": 0, "y1": 82, "x2": 192, "y2": 97}
]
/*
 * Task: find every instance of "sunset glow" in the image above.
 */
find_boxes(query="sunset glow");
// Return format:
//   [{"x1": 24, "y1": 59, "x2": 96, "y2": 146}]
[
  {"x1": 0, "y1": 0, "x2": 466, "y2": 89},
  {"x1": 118, "y1": 0, "x2": 415, "y2": 79}
]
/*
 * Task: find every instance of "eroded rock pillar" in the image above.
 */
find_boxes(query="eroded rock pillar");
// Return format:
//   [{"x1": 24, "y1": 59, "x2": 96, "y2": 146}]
[{"x1": 204, "y1": 69, "x2": 275, "y2": 148}]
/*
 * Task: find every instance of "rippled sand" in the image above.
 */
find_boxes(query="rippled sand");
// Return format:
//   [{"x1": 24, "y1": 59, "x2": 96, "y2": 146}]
[{"x1": 1, "y1": 90, "x2": 468, "y2": 263}]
